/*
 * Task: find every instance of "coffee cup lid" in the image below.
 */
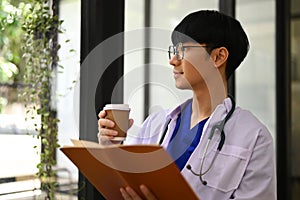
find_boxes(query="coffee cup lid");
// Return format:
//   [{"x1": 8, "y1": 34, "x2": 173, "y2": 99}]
[{"x1": 104, "y1": 104, "x2": 130, "y2": 111}]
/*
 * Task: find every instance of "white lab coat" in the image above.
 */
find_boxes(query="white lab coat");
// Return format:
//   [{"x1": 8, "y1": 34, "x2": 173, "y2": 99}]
[{"x1": 124, "y1": 97, "x2": 277, "y2": 200}]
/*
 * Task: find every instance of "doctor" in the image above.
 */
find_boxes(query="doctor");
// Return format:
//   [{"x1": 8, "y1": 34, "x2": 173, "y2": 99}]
[{"x1": 98, "y1": 10, "x2": 276, "y2": 200}]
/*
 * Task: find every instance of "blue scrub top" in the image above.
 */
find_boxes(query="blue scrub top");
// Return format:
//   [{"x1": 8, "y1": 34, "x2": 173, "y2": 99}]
[{"x1": 166, "y1": 101, "x2": 208, "y2": 171}]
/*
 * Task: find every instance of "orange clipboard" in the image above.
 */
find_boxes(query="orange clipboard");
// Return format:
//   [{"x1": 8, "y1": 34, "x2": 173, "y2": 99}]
[{"x1": 60, "y1": 139, "x2": 199, "y2": 200}]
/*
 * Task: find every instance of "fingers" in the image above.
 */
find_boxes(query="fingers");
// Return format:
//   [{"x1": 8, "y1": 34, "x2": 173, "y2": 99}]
[
  {"x1": 98, "y1": 110, "x2": 106, "y2": 119},
  {"x1": 98, "y1": 110, "x2": 116, "y2": 134},
  {"x1": 140, "y1": 185, "x2": 157, "y2": 200},
  {"x1": 120, "y1": 187, "x2": 130, "y2": 200},
  {"x1": 119, "y1": 185, "x2": 157, "y2": 200},
  {"x1": 98, "y1": 111, "x2": 114, "y2": 129},
  {"x1": 98, "y1": 109, "x2": 134, "y2": 145},
  {"x1": 120, "y1": 187, "x2": 142, "y2": 200},
  {"x1": 98, "y1": 121, "x2": 118, "y2": 139},
  {"x1": 98, "y1": 110, "x2": 118, "y2": 144},
  {"x1": 98, "y1": 118, "x2": 117, "y2": 132},
  {"x1": 129, "y1": 118, "x2": 134, "y2": 129}
]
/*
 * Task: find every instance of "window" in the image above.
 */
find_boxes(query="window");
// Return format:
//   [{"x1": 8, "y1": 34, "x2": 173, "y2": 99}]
[
  {"x1": 124, "y1": 0, "x2": 218, "y2": 131},
  {"x1": 236, "y1": 0, "x2": 276, "y2": 139},
  {"x1": 291, "y1": 0, "x2": 300, "y2": 198}
]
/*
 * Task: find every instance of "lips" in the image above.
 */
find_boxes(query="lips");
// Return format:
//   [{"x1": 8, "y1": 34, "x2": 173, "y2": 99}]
[{"x1": 173, "y1": 71, "x2": 183, "y2": 78}]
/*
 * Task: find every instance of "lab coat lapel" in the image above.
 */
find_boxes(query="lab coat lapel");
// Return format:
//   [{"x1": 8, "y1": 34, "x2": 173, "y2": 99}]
[
  {"x1": 160, "y1": 99, "x2": 191, "y2": 148},
  {"x1": 182, "y1": 98, "x2": 233, "y2": 176},
  {"x1": 197, "y1": 98, "x2": 230, "y2": 159}
]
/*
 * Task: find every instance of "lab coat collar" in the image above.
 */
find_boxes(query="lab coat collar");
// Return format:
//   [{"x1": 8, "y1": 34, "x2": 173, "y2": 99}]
[
  {"x1": 166, "y1": 97, "x2": 235, "y2": 148},
  {"x1": 207, "y1": 97, "x2": 235, "y2": 128},
  {"x1": 167, "y1": 98, "x2": 192, "y2": 119},
  {"x1": 166, "y1": 97, "x2": 234, "y2": 123},
  {"x1": 161, "y1": 97, "x2": 235, "y2": 152},
  {"x1": 197, "y1": 97, "x2": 235, "y2": 160}
]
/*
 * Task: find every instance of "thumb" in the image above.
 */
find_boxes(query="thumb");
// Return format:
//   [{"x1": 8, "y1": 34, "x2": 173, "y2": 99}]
[{"x1": 129, "y1": 118, "x2": 134, "y2": 128}]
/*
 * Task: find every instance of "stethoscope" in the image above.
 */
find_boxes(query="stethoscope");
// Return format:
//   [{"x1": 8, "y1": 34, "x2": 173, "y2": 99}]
[{"x1": 159, "y1": 95, "x2": 236, "y2": 185}]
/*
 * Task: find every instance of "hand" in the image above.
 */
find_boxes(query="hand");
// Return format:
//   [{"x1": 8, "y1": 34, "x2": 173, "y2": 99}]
[
  {"x1": 97, "y1": 110, "x2": 134, "y2": 145},
  {"x1": 120, "y1": 185, "x2": 157, "y2": 200}
]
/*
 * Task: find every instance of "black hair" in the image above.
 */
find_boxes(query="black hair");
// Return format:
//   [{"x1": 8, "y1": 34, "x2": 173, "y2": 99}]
[{"x1": 171, "y1": 10, "x2": 249, "y2": 79}]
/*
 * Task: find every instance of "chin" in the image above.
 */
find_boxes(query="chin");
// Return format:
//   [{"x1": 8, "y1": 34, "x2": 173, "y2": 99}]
[
  {"x1": 174, "y1": 79, "x2": 193, "y2": 90},
  {"x1": 175, "y1": 84, "x2": 192, "y2": 90}
]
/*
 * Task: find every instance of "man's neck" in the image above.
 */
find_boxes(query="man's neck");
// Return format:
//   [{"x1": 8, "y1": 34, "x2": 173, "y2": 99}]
[{"x1": 190, "y1": 89, "x2": 227, "y2": 128}]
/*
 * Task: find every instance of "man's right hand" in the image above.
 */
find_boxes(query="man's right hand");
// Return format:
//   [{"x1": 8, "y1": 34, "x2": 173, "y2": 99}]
[{"x1": 97, "y1": 110, "x2": 134, "y2": 145}]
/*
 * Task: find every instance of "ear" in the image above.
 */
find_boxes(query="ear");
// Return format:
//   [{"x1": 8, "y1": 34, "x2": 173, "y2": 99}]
[{"x1": 211, "y1": 47, "x2": 229, "y2": 68}]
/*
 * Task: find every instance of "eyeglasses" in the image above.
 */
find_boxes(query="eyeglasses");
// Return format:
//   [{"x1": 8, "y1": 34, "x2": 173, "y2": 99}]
[{"x1": 168, "y1": 42, "x2": 210, "y2": 60}]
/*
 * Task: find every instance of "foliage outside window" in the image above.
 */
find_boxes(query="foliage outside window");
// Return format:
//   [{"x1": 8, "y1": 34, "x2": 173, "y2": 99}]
[
  {"x1": 1, "y1": 0, "x2": 63, "y2": 199},
  {"x1": 0, "y1": 0, "x2": 28, "y2": 115}
]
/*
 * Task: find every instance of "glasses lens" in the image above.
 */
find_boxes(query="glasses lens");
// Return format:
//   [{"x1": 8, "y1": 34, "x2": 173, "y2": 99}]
[
  {"x1": 176, "y1": 43, "x2": 183, "y2": 60},
  {"x1": 168, "y1": 45, "x2": 175, "y2": 60}
]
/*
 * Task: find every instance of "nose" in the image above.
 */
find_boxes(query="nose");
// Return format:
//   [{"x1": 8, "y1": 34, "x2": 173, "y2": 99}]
[{"x1": 169, "y1": 55, "x2": 180, "y2": 67}]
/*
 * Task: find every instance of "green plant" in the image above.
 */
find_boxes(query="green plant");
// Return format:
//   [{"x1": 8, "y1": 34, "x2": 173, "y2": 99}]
[
  {"x1": 0, "y1": 0, "x2": 29, "y2": 112},
  {"x1": 21, "y1": 0, "x2": 62, "y2": 199},
  {"x1": 0, "y1": 0, "x2": 31, "y2": 83}
]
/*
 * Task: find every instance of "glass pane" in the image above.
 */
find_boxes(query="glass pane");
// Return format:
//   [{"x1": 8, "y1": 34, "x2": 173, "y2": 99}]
[
  {"x1": 56, "y1": 0, "x2": 81, "y2": 195},
  {"x1": 149, "y1": 0, "x2": 218, "y2": 112},
  {"x1": 0, "y1": 0, "x2": 80, "y2": 198},
  {"x1": 124, "y1": 0, "x2": 218, "y2": 132},
  {"x1": 124, "y1": 0, "x2": 145, "y2": 128},
  {"x1": 0, "y1": 1, "x2": 41, "y2": 197},
  {"x1": 291, "y1": 0, "x2": 300, "y2": 197},
  {"x1": 236, "y1": 0, "x2": 276, "y2": 140}
]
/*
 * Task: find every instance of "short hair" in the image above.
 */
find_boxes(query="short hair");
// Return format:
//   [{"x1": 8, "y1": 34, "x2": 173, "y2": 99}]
[{"x1": 171, "y1": 10, "x2": 250, "y2": 79}]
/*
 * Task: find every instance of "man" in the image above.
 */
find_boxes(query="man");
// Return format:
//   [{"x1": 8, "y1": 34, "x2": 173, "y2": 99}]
[{"x1": 98, "y1": 10, "x2": 276, "y2": 200}]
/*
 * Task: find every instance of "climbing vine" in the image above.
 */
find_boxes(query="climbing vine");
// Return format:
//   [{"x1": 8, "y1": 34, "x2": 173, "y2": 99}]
[{"x1": 22, "y1": 0, "x2": 62, "y2": 199}]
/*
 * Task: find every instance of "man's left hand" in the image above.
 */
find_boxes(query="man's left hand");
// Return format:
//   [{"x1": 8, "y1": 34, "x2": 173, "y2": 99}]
[{"x1": 120, "y1": 185, "x2": 157, "y2": 200}]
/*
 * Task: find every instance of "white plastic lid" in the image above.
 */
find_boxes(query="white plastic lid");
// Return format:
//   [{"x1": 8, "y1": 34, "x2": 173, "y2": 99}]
[{"x1": 103, "y1": 104, "x2": 130, "y2": 111}]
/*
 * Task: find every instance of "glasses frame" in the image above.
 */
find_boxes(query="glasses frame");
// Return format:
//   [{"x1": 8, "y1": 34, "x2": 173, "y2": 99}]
[{"x1": 168, "y1": 42, "x2": 211, "y2": 60}]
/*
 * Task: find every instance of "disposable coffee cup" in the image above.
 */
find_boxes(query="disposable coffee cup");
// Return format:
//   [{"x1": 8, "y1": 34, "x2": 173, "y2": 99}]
[{"x1": 103, "y1": 104, "x2": 131, "y2": 141}]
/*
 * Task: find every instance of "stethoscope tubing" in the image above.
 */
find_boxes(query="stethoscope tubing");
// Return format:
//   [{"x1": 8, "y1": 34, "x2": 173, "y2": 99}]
[{"x1": 159, "y1": 95, "x2": 236, "y2": 185}]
